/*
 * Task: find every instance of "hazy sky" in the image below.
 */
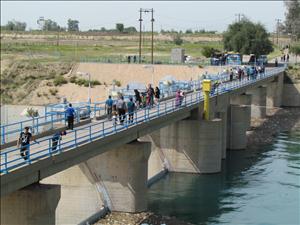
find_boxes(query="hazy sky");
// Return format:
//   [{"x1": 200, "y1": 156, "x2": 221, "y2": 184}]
[{"x1": 1, "y1": 1, "x2": 286, "y2": 32}]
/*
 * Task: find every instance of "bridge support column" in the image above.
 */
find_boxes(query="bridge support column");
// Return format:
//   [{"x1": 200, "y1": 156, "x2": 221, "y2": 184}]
[
  {"x1": 80, "y1": 141, "x2": 151, "y2": 212},
  {"x1": 266, "y1": 74, "x2": 284, "y2": 114},
  {"x1": 227, "y1": 105, "x2": 249, "y2": 150},
  {"x1": 1, "y1": 184, "x2": 60, "y2": 225},
  {"x1": 216, "y1": 111, "x2": 227, "y2": 159},
  {"x1": 230, "y1": 94, "x2": 251, "y2": 128},
  {"x1": 151, "y1": 118, "x2": 222, "y2": 173},
  {"x1": 247, "y1": 87, "x2": 267, "y2": 119}
]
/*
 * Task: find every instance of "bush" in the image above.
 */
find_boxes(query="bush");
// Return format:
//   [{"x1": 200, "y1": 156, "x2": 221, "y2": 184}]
[
  {"x1": 53, "y1": 75, "x2": 68, "y2": 86},
  {"x1": 201, "y1": 46, "x2": 220, "y2": 58},
  {"x1": 173, "y1": 34, "x2": 183, "y2": 45},
  {"x1": 70, "y1": 76, "x2": 77, "y2": 83},
  {"x1": 113, "y1": 79, "x2": 121, "y2": 87},
  {"x1": 49, "y1": 88, "x2": 58, "y2": 96}
]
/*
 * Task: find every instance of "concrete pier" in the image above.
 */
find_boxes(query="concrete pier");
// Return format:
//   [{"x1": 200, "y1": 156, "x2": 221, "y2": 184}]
[
  {"x1": 1, "y1": 184, "x2": 60, "y2": 225},
  {"x1": 227, "y1": 105, "x2": 249, "y2": 150},
  {"x1": 151, "y1": 118, "x2": 223, "y2": 174},
  {"x1": 247, "y1": 87, "x2": 267, "y2": 118},
  {"x1": 81, "y1": 141, "x2": 151, "y2": 212},
  {"x1": 266, "y1": 74, "x2": 284, "y2": 114},
  {"x1": 230, "y1": 94, "x2": 252, "y2": 128},
  {"x1": 41, "y1": 166, "x2": 103, "y2": 225}
]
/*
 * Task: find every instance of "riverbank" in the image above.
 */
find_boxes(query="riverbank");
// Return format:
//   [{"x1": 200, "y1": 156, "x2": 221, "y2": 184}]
[{"x1": 247, "y1": 107, "x2": 300, "y2": 146}]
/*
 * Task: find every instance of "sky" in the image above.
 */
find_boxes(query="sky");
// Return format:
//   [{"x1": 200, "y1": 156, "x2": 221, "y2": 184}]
[{"x1": 1, "y1": 1, "x2": 286, "y2": 32}]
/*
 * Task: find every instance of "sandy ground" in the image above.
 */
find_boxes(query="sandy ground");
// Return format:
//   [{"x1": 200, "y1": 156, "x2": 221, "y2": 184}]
[{"x1": 29, "y1": 63, "x2": 221, "y2": 104}]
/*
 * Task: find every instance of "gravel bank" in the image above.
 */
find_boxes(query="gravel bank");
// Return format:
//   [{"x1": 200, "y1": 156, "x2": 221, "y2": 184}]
[{"x1": 247, "y1": 107, "x2": 300, "y2": 146}]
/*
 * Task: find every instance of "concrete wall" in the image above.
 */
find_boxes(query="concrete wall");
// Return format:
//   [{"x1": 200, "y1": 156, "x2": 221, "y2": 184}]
[
  {"x1": 80, "y1": 141, "x2": 151, "y2": 212},
  {"x1": 1, "y1": 184, "x2": 60, "y2": 225},
  {"x1": 230, "y1": 94, "x2": 251, "y2": 128},
  {"x1": 150, "y1": 118, "x2": 223, "y2": 174},
  {"x1": 282, "y1": 78, "x2": 300, "y2": 107},
  {"x1": 41, "y1": 166, "x2": 103, "y2": 225},
  {"x1": 247, "y1": 87, "x2": 267, "y2": 118},
  {"x1": 227, "y1": 105, "x2": 249, "y2": 150}
]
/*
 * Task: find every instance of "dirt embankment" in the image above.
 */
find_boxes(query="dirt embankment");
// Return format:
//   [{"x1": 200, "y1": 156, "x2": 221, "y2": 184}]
[{"x1": 1, "y1": 61, "x2": 220, "y2": 105}]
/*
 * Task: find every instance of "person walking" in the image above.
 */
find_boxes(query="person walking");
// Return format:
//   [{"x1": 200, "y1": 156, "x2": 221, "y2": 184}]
[
  {"x1": 66, "y1": 103, "x2": 76, "y2": 130},
  {"x1": 112, "y1": 105, "x2": 118, "y2": 125},
  {"x1": 154, "y1": 86, "x2": 160, "y2": 104},
  {"x1": 134, "y1": 89, "x2": 142, "y2": 109},
  {"x1": 105, "y1": 95, "x2": 114, "y2": 119},
  {"x1": 127, "y1": 97, "x2": 135, "y2": 124},
  {"x1": 147, "y1": 84, "x2": 154, "y2": 106},
  {"x1": 116, "y1": 95, "x2": 126, "y2": 125},
  {"x1": 275, "y1": 58, "x2": 278, "y2": 67},
  {"x1": 283, "y1": 54, "x2": 286, "y2": 62},
  {"x1": 287, "y1": 54, "x2": 289, "y2": 62},
  {"x1": 238, "y1": 67, "x2": 242, "y2": 81},
  {"x1": 229, "y1": 69, "x2": 234, "y2": 81},
  {"x1": 51, "y1": 130, "x2": 67, "y2": 152},
  {"x1": 17, "y1": 127, "x2": 35, "y2": 160}
]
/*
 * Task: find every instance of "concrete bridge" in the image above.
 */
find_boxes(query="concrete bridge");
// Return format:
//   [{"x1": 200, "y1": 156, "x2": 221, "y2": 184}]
[{"x1": 1, "y1": 66, "x2": 294, "y2": 225}]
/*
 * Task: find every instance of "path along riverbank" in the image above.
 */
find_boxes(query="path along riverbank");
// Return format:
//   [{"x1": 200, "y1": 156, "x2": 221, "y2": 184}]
[{"x1": 95, "y1": 107, "x2": 300, "y2": 225}]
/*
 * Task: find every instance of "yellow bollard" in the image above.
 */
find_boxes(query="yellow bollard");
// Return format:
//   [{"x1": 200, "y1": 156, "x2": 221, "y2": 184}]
[{"x1": 202, "y1": 79, "x2": 211, "y2": 120}]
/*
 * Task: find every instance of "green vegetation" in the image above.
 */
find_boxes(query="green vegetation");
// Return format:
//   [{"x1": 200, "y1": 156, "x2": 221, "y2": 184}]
[
  {"x1": 290, "y1": 43, "x2": 300, "y2": 63},
  {"x1": 201, "y1": 46, "x2": 221, "y2": 58},
  {"x1": 69, "y1": 76, "x2": 101, "y2": 87},
  {"x1": 49, "y1": 88, "x2": 58, "y2": 96},
  {"x1": 223, "y1": 19, "x2": 273, "y2": 56},
  {"x1": 1, "y1": 20, "x2": 26, "y2": 31},
  {"x1": 113, "y1": 79, "x2": 121, "y2": 87},
  {"x1": 173, "y1": 34, "x2": 183, "y2": 45},
  {"x1": 53, "y1": 75, "x2": 68, "y2": 86}
]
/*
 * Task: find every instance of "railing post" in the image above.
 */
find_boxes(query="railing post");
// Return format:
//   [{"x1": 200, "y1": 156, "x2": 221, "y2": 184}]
[
  {"x1": 135, "y1": 110, "x2": 138, "y2": 124},
  {"x1": 58, "y1": 139, "x2": 62, "y2": 153},
  {"x1": 1, "y1": 126, "x2": 5, "y2": 145},
  {"x1": 51, "y1": 114, "x2": 54, "y2": 130},
  {"x1": 144, "y1": 108, "x2": 147, "y2": 121},
  {"x1": 89, "y1": 125, "x2": 92, "y2": 141},
  {"x1": 157, "y1": 104, "x2": 160, "y2": 117},
  {"x1": 27, "y1": 145, "x2": 31, "y2": 164},
  {"x1": 74, "y1": 130, "x2": 77, "y2": 146},
  {"x1": 49, "y1": 139, "x2": 52, "y2": 156},
  {"x1": 165, "y1": 102, "x2": 167, "y2": 114},
  {"x1": 36, "y1": 117, "x2": 39, "y2": 134},
  {"x1": 102, "y1": 122, "x2": 105, "y2": 137},
  {"x1": 4, "y1": 152, "x2": 8, "y2": 174}
]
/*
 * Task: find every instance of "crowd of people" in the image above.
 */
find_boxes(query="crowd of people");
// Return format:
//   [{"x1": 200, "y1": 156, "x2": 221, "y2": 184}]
[{"x1": 105, "y1": 84, "x2": 161, "y2": 125}]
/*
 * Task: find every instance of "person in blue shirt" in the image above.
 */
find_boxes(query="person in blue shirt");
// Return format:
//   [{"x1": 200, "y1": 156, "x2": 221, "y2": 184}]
[
  {"x1": 52, "y1": 130, "x2": 67, "y2": 152},
  {"x1": 66, "y1": 103, "x2": 75, "y2": 130},
  {"x1": 127, "y1": 97, "x2": 135, "y2": 123},
  {"x1": 105, "y1": 95, "x2": 114, "y2": 119}
]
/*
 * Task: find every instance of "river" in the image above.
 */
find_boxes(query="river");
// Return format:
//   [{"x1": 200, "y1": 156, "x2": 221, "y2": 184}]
[{"x1": 147, "y1": 129, "x2": 300, "y2": 225}]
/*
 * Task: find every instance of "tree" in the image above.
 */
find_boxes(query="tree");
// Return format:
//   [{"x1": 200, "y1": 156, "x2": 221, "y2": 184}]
[
  {"x1": 290, "y1": 43, "x2": 300, "y2": 63},
  {"x1": 284, "y1": 0, "x2": 300, "y2": 39},
  {"x1": 116, "y1": 23, "x2": 124, "y2": 33},
  {"x1": 42, "y1": 19, "x2": 61, "y2": 31},
  {"x1": 223, "y1": 19, "x2": 273, "y2": 56},
  {"x1": 173, "y1": 34, "x2": 183, "y2": 45},
  {"x1": 67, "y1": 19, "x2": 79, "y2": 32},
  {"x1": 201, "y1": 46, "x2": 221, "y2": 58},
  {"x1": 185, "y1": 29, "x2": 193, "y2": 34},
  {"x1": 2, "y1": 20, "x2": 26, "y2": 31},
  {"x1": 123, "y1": 26, "x2": 137, "y2": 33}
]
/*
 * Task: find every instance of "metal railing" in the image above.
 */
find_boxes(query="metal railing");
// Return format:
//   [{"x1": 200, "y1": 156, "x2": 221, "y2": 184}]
[{"x1": 0, "y1": 66, "x2": 285, "y2": 174}]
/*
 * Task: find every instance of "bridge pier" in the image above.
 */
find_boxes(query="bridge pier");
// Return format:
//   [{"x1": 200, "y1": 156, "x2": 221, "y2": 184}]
[
  {"x1": 81, "y1": 141, "x2": 151, "y2": 212},
  {"x1": 266, "y1": 74, "x2": 284, "y2": 114},
  {"x1": 227, "y1": 105, "x2": 249, "y2": 150},
  {"x1": 150, "y1": 118, "x2": 223, "y2": 173},
  {"x1": 247, "y1": 86, "x2": 267, "y2": 119},
  {"x1": 230, "y1": 94, "x2": 252, "y2": 128},
  {"x1": 1, "y1": 184, "x2": 60, "y2": 225}
]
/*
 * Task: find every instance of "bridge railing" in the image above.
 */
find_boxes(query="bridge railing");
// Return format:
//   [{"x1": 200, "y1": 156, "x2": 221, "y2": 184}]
[{"x1": 0, "y1": 66, "x2": 286, "y2": 174}]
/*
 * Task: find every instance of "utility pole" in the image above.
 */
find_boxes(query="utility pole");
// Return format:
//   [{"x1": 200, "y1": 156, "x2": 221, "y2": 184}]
[
  {"x1": 276, "y1": 19, "x2": 281, "y2": 45},
  {"x1": 235, "y1": 13, "x2": 242, "y2": 22},
  {"x1": 151, "y1": 8, "x2": 154, "y2": 64},
  {"x1": 139, "y1": 8, "x2": 143, "y2": 63},
  {"x1": 138, "y1": 8, "x2": 155, "y2": 64}
]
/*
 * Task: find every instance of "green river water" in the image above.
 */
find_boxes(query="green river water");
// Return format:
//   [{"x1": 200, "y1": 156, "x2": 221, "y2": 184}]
[{"x1": 147, "y1": 129, "x2": 300, "y2": 225}]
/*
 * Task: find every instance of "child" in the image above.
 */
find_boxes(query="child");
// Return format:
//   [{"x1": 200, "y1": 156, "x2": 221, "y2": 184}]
[{"x1": 112, "y1": 105, "x2": 118, "y2": 125}]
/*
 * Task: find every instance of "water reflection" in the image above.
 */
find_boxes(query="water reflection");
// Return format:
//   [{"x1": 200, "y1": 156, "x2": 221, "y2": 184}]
[{"x1": 147, "y1": 130, "x2": 300, "y2": 225}]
